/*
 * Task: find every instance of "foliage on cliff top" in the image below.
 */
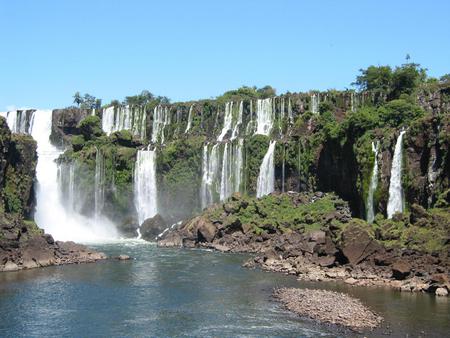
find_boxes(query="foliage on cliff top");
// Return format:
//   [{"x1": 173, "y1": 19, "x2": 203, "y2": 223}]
[{"x1": 205, "y1": 192, "x2": 348, "y2": 234}]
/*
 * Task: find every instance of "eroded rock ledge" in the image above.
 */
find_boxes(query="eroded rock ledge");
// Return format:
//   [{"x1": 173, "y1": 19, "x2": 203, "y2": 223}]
[
  {"x1": 0, "y1": 214, "x2": 106, "y2": 272},
  {"x1": 158, "y1": 192, "x2": 450, "y2": 296}
]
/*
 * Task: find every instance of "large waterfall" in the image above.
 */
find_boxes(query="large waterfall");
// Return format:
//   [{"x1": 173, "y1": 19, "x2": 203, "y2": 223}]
[
  {"x1": 366, "y1": 141, "x2": 379, "y2": 223},
  {"x1": 134, "y1": 148, "x2": 158, "y2": 226},
  {"x1": 102, "y1": 105, "x2": 146, "y2": 139},
  {"x1": 255, "y1": 98, "x2": 274, "y2": 136},
  {"x1": 201, "y1": 140, "x2": 243, "y2": 208},
  {"x1": 152, "y1": 105, "x2": 170, "y2": 143},
  {"x1": 25, "y1": 110, "x2": 118, "y2": 242},
  {"x1": 256, "y1": 141, "x2": 276, "y2": 198},
  {"x1": 387, "y1": 131, "x2": 406, "y2": 218}
]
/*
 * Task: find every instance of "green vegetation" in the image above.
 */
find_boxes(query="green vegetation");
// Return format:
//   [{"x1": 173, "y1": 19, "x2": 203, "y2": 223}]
[{"x1": 73, "y1": 92, "x2": 102, "y2": 109}]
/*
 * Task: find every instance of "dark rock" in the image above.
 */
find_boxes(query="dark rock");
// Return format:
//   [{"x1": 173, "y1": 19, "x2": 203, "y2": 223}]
[
  {"x1": 340, "y1": 225, "x2": 382, "y2": 265},
  {"x1": 140, "y1": 214, "x2": 167, "y2": 241},
  {"x1": 392, "y1": 261, "x2": 412, "y2": 280},
  {"x1": 50, "y1": 108, "x2": 91, "y2": 146},
  {"x1": 410, "y1": 204, "x2": 429, "y2": 224},
  {"x1": 196, "y1": 218, "x2": 217, "y2": 243}
]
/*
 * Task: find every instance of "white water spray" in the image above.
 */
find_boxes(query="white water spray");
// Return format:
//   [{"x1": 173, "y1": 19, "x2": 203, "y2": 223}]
[
  {"x1": 185, "y1": 105, "x2": 194, "y2": 133},
  {"x1": 256, "y1": 141, "x2": 276, "y2": 198},
  {"x1": 387, "y1": 131, "x2": 406, "y2": 218},
  {"x1": 134, "y1": 148, "x2": 158, "y2": 226},
  {"x1": 29, "y1": 110, "x2": 118, "y2": 242},
  {"x1": 255, "y1": 98, "x2": 274, "y2": 136},
  {"x1": 366, "y1": 141, "x2": 379, "y2": 223}
]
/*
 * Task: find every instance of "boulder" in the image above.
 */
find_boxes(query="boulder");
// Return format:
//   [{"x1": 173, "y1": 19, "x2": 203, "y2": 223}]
[
  {"x1": 140, "y1": 214, "x2": 167, "y2": 241},
  {"x1": 340, "y1": 225, "x2": 382, "y2": 265},
  {"x1": 157, "y1": 232, "x2": 183, "y2": 247},
  {"x1": 435, "y1": 287, "x2": 448, "y2": 297},
  {"x1": 392, "y1": 261, "x2": 412, "y2": 280},
  {"x1": 196, "y1": 218, "x2": 217, "y2": 243}
]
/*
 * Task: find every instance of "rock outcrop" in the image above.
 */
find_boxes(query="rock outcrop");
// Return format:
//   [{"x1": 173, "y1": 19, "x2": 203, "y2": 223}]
[
  {"x1": 158, "y1": 192, "x2": 450, "y2": 296},
  {"x1": 139, "y1": 214, "x2": 167, "y2": 241}
]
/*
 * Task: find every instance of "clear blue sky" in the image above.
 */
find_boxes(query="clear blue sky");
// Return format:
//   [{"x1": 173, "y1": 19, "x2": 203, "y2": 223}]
[{"x1": 1, "y1": 0, "x2": 449, "y2": 110}]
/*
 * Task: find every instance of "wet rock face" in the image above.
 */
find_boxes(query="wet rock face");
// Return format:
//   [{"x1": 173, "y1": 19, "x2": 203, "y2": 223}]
[
  {"x1": 0, "y1": 117, "x2": 37, "y2": 218},
  {"x1": 50, "y1": 108, "x2": 91, "y2": 146},
  {"x1": 140, "y1": 214, "x2": 167, "y2": 241}
]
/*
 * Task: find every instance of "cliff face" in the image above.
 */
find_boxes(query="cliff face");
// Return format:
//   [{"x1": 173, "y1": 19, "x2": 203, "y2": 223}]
[{"x1": 53, "y1": 86, "x2": 450, "y2": 231}]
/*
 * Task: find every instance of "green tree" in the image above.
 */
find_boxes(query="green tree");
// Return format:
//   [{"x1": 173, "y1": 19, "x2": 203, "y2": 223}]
[
  {"x1": 73, "y1": 92, "x2": 83, "y2": 107},
  {"x1": 353, "y1": 65, "x2": 393, "y2": 97}
]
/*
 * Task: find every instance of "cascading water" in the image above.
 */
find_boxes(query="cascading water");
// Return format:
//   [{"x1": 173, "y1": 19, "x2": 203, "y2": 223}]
[
  {"x1": 256, "y1": 141, "x2": 276, "y2": 198},
  {"x1": 255, "y1": 98, "x2": 274, "y2": 136},
  {"x1": 288, "y1": 98, "x2": 293, "y2": 124},
  {"x1": 94, "y1": 147, "x2": 106, "y2": 224},
  {"x1": 134, "y1": 148, "x2": 158, "y2": 227},
  {"x1": 366, "y1": 141, "x2": 379, "y2": 223},
  {"x1": 201, "y1": 143, "x2": 220, "y2": 208},
  {"x1": 0, "y1": 110, "x2": 36, "y2": 134},
  {"x1": 311, "y1": 93, "x2": 319, "y2": 114},
  {"x1": 387, "y1": 131, "x2": 406, "y2": 218},
  {"x1": 101, "y1": 105, "x2": 146, "y2": 139},
  {"x1": 185, "y1": 105, "x2": 194, "y2": 133},
  {"x1": 201, "y1": 139, "x2": 243, "y2": 208},
  {"x1": 25, "y1": 110, "x2": 118, "y2": 242},
  {"x1": 230, "y1": 102, "x2": 243, "y2": 140},
  {"x1": 220, "y1": 143, "x2": 231, "y2": 200},
  {"x1": 217, "y1": 102, "x2": 234, "y2": 141},
  {"x1": 152, "y1": 105, "x2": 170, "y2": 143}
]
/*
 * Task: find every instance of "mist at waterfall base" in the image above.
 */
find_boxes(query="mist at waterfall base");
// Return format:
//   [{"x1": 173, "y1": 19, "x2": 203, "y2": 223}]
[
  {"x1": 24, "y1": 110, "x2": 118, "y2": 242},
  {"x1": 1, "y1": 243, "x2": 449, "y2": 338}
]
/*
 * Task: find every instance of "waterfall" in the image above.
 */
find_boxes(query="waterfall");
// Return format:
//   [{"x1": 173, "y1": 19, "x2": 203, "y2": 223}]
[
  {"x1": 1, "y1": 110, "x2": 36, "y2": 134},
  {"x1": 152, "y1": 105, "x2": 170, "y2": 143},
  {"x1": 366, "y1": 141, "x2": 379, "y2": 223},
  {"x1": 134, "y1": 148, "x2": 158, "y2": 226},
  {"x1": 246, "y1": 100, "x2": 254, "y2": 135},
  {"x1": 231, "y1": 101, "x2": 243, "y2": 140},
  {"x1": 256, "y1": 141, "x2": 276, "y2": 198},
  {"x1": 94, "y1": 147, "x2": 106, "y2": 224},
  {"x1": 200, "y1": 143, "x2": 221, "y2": 208},
  {"x1": 101, "y1": 105, "x2": 146, "y2": 139},
  {"x1": 255, "y1": 98, "x2": 274, "y2": 136},
  {"x1": 387, "y1": 131, "x2": 406, "y2": 218},
  {"x1": 185, "y1": 105, "x2": 194, "y2": 133},
  {"x1": 220, "y1": 143, "x2": 231, "y2": 200},
  {"x1": 288, "y1": 98, "x2": 293, "y2": 124},
  {"x1": 280, "y1": 98, "x2": 285, "y2": 134},
  {"x1": 311, "y1": 94, "x2": 319, "y2": 114},
  {"x1": 217, "y1": 102, "x2": 234, "y2": 141},
  {"x1": 201, "y1": 140, "x2": 243, "y2": 208},
  {"x1": 19, "y1": 110, "x2": 118, "y2": 242}
]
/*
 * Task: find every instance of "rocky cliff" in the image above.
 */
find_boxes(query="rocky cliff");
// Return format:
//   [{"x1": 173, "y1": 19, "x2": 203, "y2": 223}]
[{"x1": 52, "y1": 84, "x2": 450, "y2": 232}]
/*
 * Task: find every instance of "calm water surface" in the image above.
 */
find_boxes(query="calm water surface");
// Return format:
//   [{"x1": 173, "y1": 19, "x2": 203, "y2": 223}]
[{"x1": 0, "y1": 241, "x2": 448, "y2": 337}]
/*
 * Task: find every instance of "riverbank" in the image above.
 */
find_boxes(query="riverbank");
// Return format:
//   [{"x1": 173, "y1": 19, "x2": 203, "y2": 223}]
[{"x1": 157, "y1": 192, "x2": 450, "y2": 297}]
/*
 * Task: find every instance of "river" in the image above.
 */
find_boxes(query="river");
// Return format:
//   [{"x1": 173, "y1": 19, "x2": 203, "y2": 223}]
[{"x1": 0, "y1": 242, "x2": 448, "y2": 337}]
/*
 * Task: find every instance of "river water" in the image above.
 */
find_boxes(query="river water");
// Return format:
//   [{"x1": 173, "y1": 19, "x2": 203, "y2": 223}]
[{"x1": 0, "y1": 242, "x2": 448, "y2": 337}]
